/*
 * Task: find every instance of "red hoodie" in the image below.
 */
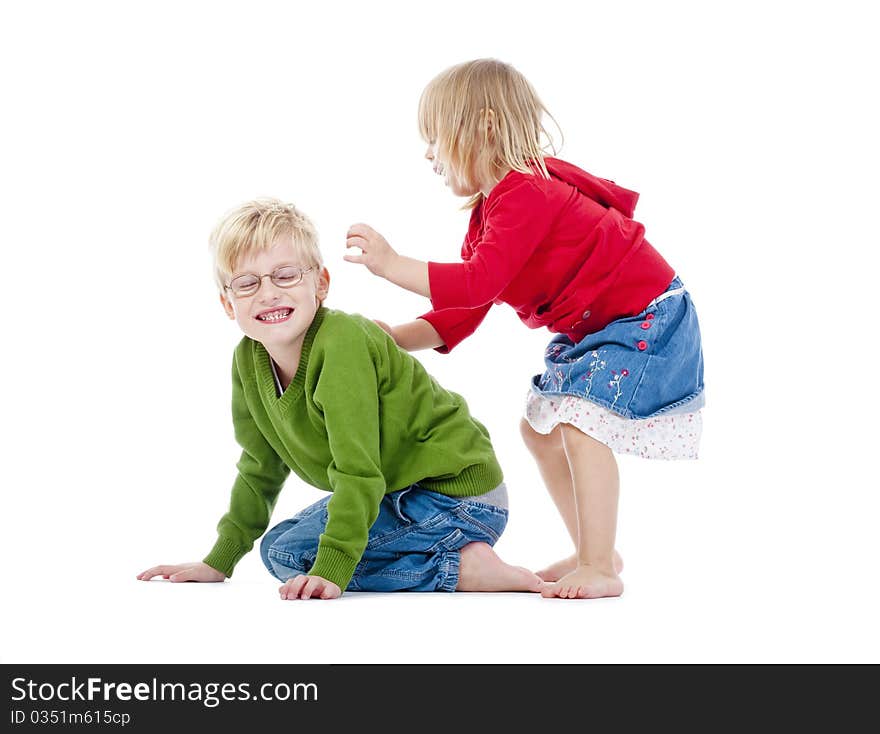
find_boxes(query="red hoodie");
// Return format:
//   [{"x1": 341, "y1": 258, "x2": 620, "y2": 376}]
[{"x1": 420, "y1": 157, "x2": 675, "y2": 352}]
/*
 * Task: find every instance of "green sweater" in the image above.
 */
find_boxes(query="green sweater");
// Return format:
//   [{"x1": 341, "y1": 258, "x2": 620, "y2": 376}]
[{"x1": 203, "y1": 307, "x2": 503, "y2": 589}]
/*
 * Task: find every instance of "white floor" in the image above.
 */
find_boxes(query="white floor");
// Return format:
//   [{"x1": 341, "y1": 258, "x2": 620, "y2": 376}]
[
  {"x1": 5, "y1": 552, "x2": 877, "y2": 664},
  {"x1": 5, "y1": 441, "x2": 878, "y2": 664}
]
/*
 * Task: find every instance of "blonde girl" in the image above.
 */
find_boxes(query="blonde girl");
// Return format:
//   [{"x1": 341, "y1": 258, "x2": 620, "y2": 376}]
[{"x1": 345, "y1": 59, "x2": 704, "y2": 599}]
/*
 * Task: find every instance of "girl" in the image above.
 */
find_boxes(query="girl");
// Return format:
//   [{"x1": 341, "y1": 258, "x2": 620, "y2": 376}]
[{"x1": 344, "y1": 59, "x2": 704, "y2": 599}]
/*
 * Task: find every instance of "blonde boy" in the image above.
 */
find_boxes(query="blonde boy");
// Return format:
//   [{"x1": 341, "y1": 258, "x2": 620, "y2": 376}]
[{"x1": 138, "y1": 199, "x2": 541, "y2": 599}]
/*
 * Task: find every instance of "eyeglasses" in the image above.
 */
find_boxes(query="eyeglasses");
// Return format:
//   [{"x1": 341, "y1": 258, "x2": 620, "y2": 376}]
[{"x1": 224, "y1": 266, "x2": 313, "y2": 298}]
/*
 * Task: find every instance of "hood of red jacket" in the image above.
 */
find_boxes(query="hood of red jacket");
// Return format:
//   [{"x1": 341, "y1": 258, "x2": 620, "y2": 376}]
[{"x1": 544, "y1": 157, "x2": 639, "y2": 217}]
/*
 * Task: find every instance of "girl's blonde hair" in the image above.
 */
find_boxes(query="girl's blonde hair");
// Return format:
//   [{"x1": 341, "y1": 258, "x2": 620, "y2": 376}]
[
  {"x1": 418, "y1": 58, "x2": 560, "y2": 208},
  {"x1": 209, "y1": 198, "x2": 322, "y2": 291}
]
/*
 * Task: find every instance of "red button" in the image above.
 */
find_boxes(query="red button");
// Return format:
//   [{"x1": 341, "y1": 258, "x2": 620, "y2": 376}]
[
  {"x1": 646, "y1": 313, "x2": 655, "y2": 320},
  {"x1": 641, "y1": 321, "x2": 651, "y2": 329},
  {"x1": 637, "y1": 340, "x2": 648, "y2": 351}
]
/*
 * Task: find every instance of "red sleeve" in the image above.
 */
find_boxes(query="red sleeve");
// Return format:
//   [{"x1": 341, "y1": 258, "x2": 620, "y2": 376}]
[
  {"x1": 418, "y1": 303, "x2": 492, "y2": 353},
  {"x1": 428, "y1": 179, "x2": 556, "y2": 310}
]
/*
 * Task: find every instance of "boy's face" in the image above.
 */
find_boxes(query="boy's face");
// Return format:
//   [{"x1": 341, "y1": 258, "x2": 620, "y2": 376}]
[{"x1": 220, "y1": 237, "x2": 329, "y2": 353}]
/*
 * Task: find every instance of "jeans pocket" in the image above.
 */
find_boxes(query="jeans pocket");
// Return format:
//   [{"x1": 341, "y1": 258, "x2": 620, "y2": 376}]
[
  {"x1": 391, "y1": 485, "x2": 455, "y2": 527},
  {"x1": 389, "y1": 485, "x2": 416, "y2": 524}
]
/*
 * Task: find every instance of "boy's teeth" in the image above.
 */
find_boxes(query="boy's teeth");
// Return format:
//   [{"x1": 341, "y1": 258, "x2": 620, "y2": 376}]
[{"x1": 259, "y1": 309, "x2": 291, "y2": 321}]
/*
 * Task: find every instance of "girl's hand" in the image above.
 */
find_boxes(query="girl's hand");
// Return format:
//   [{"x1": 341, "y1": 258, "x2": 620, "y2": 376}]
[
  {"x1": 279, "y1": 574, "x2": 342, "y2": 600},
  {"x1": 373, "y1": 319, "x2": 396, "y2": 339},
  {"x1": 344, "y1": 223, "x2": 397, "y2": 278},
  {"x1": 137, "y1": 562, "x2": 226, "y2": 583}
]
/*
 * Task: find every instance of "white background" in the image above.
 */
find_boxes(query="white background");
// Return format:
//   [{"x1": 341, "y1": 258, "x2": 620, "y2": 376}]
[{"x1": 1, "y1": 1, "x2": 877, "y2": 663}]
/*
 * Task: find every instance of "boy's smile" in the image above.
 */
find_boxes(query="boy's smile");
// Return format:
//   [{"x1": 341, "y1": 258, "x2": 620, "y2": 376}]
[{"x1": 256, "y1": 306, "x2": 294, "y2": 324}]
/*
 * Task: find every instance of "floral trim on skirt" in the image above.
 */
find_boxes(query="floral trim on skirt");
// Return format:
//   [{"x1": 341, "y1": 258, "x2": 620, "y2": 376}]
[{"x1": 524, "y1": 390, "x2": 702, "y2": 460}]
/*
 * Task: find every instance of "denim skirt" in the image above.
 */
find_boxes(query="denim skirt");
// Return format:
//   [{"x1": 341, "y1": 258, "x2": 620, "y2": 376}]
[{"x1": 530, "y1": 277, "x2": 704, "y2": 420}]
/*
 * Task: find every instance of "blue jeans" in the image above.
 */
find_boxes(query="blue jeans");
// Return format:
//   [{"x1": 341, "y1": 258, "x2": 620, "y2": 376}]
[{"x1": 260, "y1": 484, "x2": 509, "y2": 592}]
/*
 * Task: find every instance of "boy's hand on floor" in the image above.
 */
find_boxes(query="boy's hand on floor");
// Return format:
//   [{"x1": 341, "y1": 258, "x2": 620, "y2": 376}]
[
  {"x1": 279, "y1": 574, "x2": 342, "y2": 600},
  {"x1": 137, "y1": 562, "x2": 226, "y2": 583}
]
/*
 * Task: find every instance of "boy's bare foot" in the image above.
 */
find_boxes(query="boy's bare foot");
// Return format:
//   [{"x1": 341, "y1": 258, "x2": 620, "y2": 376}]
[
  {"x1": 536, "y1": 551, "x2": 624, "y2": 582},
  {"x1": 540, "y1": 565, "x2": 624, "y2": 599},
  {"x1": 456, "y1": 542, "x2": 543, "y2": 592}
]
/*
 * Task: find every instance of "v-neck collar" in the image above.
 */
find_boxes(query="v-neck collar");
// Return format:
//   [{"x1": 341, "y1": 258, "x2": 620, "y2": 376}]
[{"x1": 253, "y1": 306, "x2": 327, "y2": 414}]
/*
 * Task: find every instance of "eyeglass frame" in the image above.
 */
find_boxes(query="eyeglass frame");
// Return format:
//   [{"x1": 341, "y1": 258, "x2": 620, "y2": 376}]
[{"x1": 223, "y1": 265, "x2": 315, "y2": 298}]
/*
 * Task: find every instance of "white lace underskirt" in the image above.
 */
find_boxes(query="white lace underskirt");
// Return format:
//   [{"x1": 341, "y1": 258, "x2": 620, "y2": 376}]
[{"x1": 524, "y1": 390, "x2": 702, "y2": 460}]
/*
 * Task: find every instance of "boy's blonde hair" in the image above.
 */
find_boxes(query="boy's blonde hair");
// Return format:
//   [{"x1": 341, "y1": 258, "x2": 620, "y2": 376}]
[
  {"x1": 209, "y1": 198, "x2": 322, "y2": 291},
  {"x1": 418, "y1": 58, "x2": 560, "y2": 208}
]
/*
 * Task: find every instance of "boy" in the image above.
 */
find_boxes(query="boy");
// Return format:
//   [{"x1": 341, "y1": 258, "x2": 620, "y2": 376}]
[{"x1": 138, "y1": 199, "x2": 542, "y2": 599}]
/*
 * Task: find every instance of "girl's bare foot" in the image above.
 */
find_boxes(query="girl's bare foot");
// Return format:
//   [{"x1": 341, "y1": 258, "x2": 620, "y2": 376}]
[
  {"x1": 540, "y1": 564, "x2": 624, "y2": 599},
  {"x1": 536, "y1": 551, "x2": 624, "y2": 582},
  {"x1": 456, "y1": 542, "x2": 543, "y2": 592}
]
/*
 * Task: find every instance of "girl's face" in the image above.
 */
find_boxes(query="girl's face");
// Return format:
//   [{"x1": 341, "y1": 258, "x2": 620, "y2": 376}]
[{"x1": 424, "y1": 140, "x2": 481, "y2": 198}]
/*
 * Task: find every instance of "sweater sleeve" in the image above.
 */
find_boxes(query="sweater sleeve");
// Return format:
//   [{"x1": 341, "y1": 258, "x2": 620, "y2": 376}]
[
  {"x1": 309, "y1": 328, "x2": 387, "y2": 590},
  {"x1": 417, "y1": 303, "x2": 492, "y2": 353},
  {"x1": 203, "y1": 355, "x2": 290, "y2": 577},
  {"x1": 428, "y1": 179, "x2": 556, "y2": 309}
]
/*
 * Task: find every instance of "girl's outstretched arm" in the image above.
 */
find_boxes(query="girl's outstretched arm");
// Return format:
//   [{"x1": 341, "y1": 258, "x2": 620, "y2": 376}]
[
  {"x1": 374, "y1": 318, "x2": 444, "y2": 351},
  {"x1": 345, "y1": 223, "x2": 430, "y2": 298}
]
